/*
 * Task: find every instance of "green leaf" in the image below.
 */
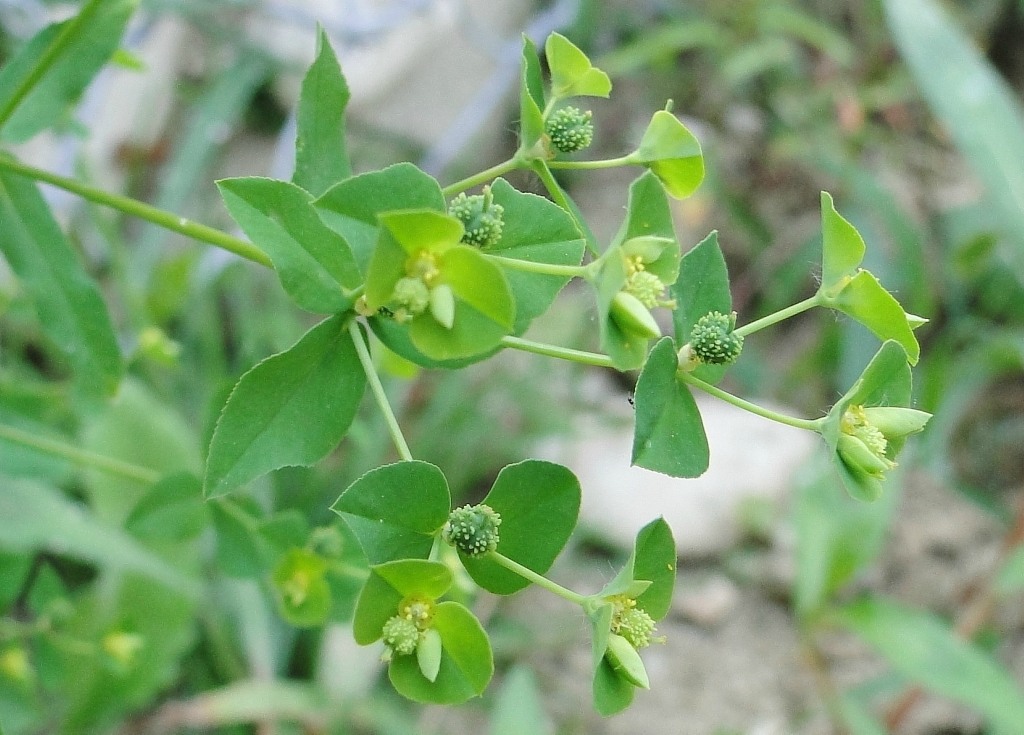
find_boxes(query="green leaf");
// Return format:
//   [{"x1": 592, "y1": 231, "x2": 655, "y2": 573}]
[
  {"x1": 314, "y1": 163, "x2": 445, "y2": 272},
  {"x1": 828, "y1": 270, "x2": 920, "y2": 365},
  {"x1": 491, "y1": 667, "x2": 553, "y2": 735},
  {"x1": 486, "y1": 178, "x2": 585, "y2": 333},
  {"x1": 0, "y1": 0, "x2": 136, "y2": 142},
  {"x1": 519, "y1": 36, "x2": 546, "y2": 148},
  {"x1": 389, "y1": 601, "x2": 493, "y2": 703},
  {"x1": 460, "y1": 460, "x2": 581, "y2": 595},
  {"x1": 612, "y1": 171, "x2": 677, "y2": 253},
  {"x1": 271, "y1": 548, "x2": 331, "y2": 627},
  {"x1": 293, "y1": 26, "x2": 351, "y2": 196},
  {"x1": 793, "y1": 462, "x2": 895, "y2": 617},
  {"x1": 204, "y1": 314, "x2": 366, "y2": 497},
  {"x1": 995, "y1": 546, "x2": 1024, "y2": 595},
  {"x1": 217, "y1": 177, "x2": 360, "y2": 313},
  {"x1": 332, "y1": 461, "x2": 451, "y2": 564},
  {"x1": 671, "y1": 230, "x2": 731, "y2": 383},
  {"x1": 632, "y1": 110, "x2": 704, "y2": 199},
  {"x1": 838, "y1": 596, "x2": 1024, "y2": 731},
  {"x1": 545, "y1": 32, "x2": 612, "y2": 100},
  {"x1": 632, "y1": 338, "x2": 710, "y2": 478},
  {"x1": 209, "y1": 498, "x2": 273, "y2": 578},
  {"x1": 820, "y1": 191, "x2": 865, "y2": 296},
  {"x1": 352, "y1": 559, "x2": 452, "y2": 645},
  {"x1": 592, "y1": 656, "x2": 635, "y2": 716},
  {"x1": 630, "y1": 518, "x2": 677, "y2": 620},
  {"x1": 0, "y1": 478, "x2": 199, "y2": 598},
  {"x1": 0, "y1": 167, "x2": 122, "y2": 396},
  {"x1": 884, "y1": 0, "x2": 1024, "y2": 285},
  {"x1": 125, "y1": 472, "x2": 208, "y2": 543}
]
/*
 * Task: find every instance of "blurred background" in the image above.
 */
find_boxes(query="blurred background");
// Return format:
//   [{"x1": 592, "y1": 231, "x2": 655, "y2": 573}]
[{"x1": 2, "y1": 0, "x2": 1024, "y2": 733}]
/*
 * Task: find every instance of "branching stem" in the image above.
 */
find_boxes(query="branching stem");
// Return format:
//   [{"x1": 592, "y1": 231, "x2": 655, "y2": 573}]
[{"x1": 441, "y1": 157, "x2": 522, "y2": 197}]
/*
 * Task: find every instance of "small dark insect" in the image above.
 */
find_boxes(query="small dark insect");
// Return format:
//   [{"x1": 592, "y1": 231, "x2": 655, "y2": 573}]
[{"x1": 627, "y1": 392, "x2": 635, "y2": 407}]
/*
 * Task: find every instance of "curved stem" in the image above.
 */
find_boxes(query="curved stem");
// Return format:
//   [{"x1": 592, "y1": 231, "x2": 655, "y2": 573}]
[
  {"x1": 734, "y1": 294, "x2": 823, "y2": 338},
  {"x1": 348, "y1": 320, "x2": 413, "y2": 462},
  {"x1": 547, "y1": 155, "x2": 637, "y2": 171},
  {"x1": 441, "y1": 157, "x2": 522, "y2": 197},
  {"x1": 0, "y1": 156, "x2": 272, "y2": 268},
  {"x1": 485, "y1": 254, "x2": 593, "y2": 280},
  {"x1": 677, "y1": 372, "x2": 823, "y2": 433},
  {"x1": 488, "y1": 551, "x2": 587, "y2": 606},
  {"x1": 500, "y1": 336, "x2": 616, "y2": 369},
  {"x1": 0, "y1": 0, "x2": 106, "y2": 128},
  {"x1": 0, "y1": 423, "x2": 160, "y2": 484},
  {"x1": 529, "y1": 159, "x2": 575, "y2": 215}
]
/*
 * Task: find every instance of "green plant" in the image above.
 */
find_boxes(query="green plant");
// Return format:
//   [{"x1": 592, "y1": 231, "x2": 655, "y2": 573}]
[{"x1": 0, "y1": 4, "x2": 930, "y2": 730}]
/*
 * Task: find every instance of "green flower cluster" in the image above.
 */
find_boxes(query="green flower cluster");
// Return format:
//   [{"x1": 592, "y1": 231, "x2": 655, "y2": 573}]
[
  {"x1": 442, "y1": 504, "x2": 502, "y2": 557},
  {"x1": 690, "y1": 311, "x2": 743, "y2": 365},
  {"x1": 546, "y1": 106, "x2": 594, "y2": 153},
  {"x1": 448, "y1": 187, "x2": 505, "y2": 248}
]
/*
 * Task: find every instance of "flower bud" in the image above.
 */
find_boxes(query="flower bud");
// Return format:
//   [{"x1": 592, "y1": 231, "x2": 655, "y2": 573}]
[
  {"x1": 690, "y1": 311, "x2": 743, "y2": 365},
  {"x1": 610, "y1": 291, "x2": 662, "y2": 340},
  {"x1": 546, "y1": 106, "x2": 594, "y2": 153},
  {"x1": 605, "y1": 633, "x2": 650, "y2": 689},
  {"x1": 442, "y1": 504, "x2": 502, "y2": 557}
]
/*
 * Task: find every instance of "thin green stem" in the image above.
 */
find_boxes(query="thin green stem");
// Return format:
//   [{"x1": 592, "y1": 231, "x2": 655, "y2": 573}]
[
  {"x1": 530, "y1": 159, "x2": 575, "y2": 214},
  {"x1": 0, "y1": 423, "x2": 160, "y2": 484},
  {"x1": 547, "y1": 155, "x2": 637, "y2": 171},
  {"x1": 677, "y1": 371, "x2": 823, "y2": 432},
  {"x1": 348, "y1": 320, "x2": 413, "y2": 462},
  {"x1": 441, "y1": 157, "x2": 522, "y2": 197},
  {"x1": 734, "y1": 294, "x2": 823, "y2": 338},
  {"x1": 500, "y1": 336, "x2": 616, "y2": 369},
  {"x1": 0, "y1": 0, "x2": 105, "y2": 128},
  {"x1": 488, "y1": 552, "x2": 588, "y2": 606},
  {"x1": 485, "y1": 254, "x2": 594, "y2": 280},
  {"x1": 0, "y1": 156, "x2": 272, "y2": 268}
]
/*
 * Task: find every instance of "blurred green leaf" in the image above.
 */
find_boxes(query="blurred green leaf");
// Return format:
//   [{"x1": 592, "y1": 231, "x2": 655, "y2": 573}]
[
  {"x1": 204, "y1": 314, "x2": 366, "y2": 497},
  {"x1": 125, "y1": 473, "x2": 207, "y2": 543},
  {"x1": 995, "y1": 546, "x2": 1024, "y2": 595},
  {"x1": 632, "y1": 338, "x2": 709, "y2": 478},
  {"x1": 490, "y1": 667, "x2": 553, "y2": 735},
  {"x1": 0, "y1": 0, "x2": 135, "y2": 141},
  {"x1": 209, "y1": 498, "x2": 272, "y2": 578},
  {"x1": 0, "y1": 478, "x2": 198, "y2": 598},
  {"x1": 217, "y1": 177, "x2": 360, "y2": 313},
  {"x1": 271, "y1": 548, "x2": 331, "y2": 627},
  {"x1": 0, "y1": 168, "x2": 122, "y2": 397},
  {"x1": 332, "y1": 461, "x2": 451, "y2": 564},
  {"x1": 545, "y1": 32, "x2": 611, "y2": 100},
  {"x1": 838, "y1": 596, "x2": 1024, "y2": 730},
  {"x1": 460, "y1": 460, "x2": 581, "y2": 595},
  {"x1": 885, "y1": 0, "x2": 1024, "y2": 283},
  {"x1": 293, "y1": 26, "x2": 351, "y2": 196}
]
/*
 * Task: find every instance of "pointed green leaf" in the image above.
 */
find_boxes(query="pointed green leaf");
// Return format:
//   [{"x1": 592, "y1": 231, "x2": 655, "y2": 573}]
[
  {"x1": 204, "y1": 315, "x2": 366, "y2": 497},
  {"x1": 352, "y1": 559, "x2": 452, "y2": 644},
  {"x1": 293, "y1": 26, "x2": 351, "y2": 196},
  {"x1": 820, "y1": 191, "x2": 865, "y2": 295},
  {"x1": 332, "y1": 461, "x2": 451, "y2": 564},
  {"x1": 519, "y1": 36, "x2": 546, "y2": 147},
  {"x1": 218, "y1": 177, "x2": 360, "y2": 313},
  {"x1": 0, "y1": 0, "x2": 136, "y2": 142},
  {"x1": 829, "y1": 270, "x2": 920, "y2": 364},
  {"x1": 612, "y1": 171, "x2": 677, "y2": 253},
  {"x1": 632, "y1": 338, "x2": 710, "y2": 478},
  {"x1": 632, "y1": 110, "x2": 704, "y2": 199},
  {"x1": 389, "y1": 601, "x2": 493, "y2": 703},
  {"x1": 460, "y1": 460, "x2": 581, "y2": 595},
  {"x1": 0, "y1": 168, "x2": 122, "y2": 396},
  {"x1": 486, "y1": 178, "x2": 585, "y2": 333},
  {"x1": 838, "y1": 596, "x2": 1024, "y2": 731},
  {"x1": 545, "y1": 32, "x2": 612, "y2": 100},
  {"x1": 672, "y1": 230, "x2": 732, "y2": 383},
  {"x1": 631, "y1": 518, "x2": 677, "y2": 620},
  {"x1": 0, "y1": 478, "x2": 198, "y2": 598},
  {"x1": 314, "y1": 163, "x2": 445, "y2": 271}
]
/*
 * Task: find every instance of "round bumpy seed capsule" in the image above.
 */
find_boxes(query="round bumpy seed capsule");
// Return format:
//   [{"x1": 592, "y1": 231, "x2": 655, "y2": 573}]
[
  {"x1": 382, "y1": 615, "x2": 420, "y2": 657},
  {"x1": 690, "y1": 311, "x2": 743, "y2": 365},
  {"x1": 546, "y1": 106, "x2": 594, "y2": 153},
  {"x1": 442, "y1": 504, "x2": 501, "y2": 557},
  {"x1": 448, "y1": 190, "x2": 505, "y2": 248}
]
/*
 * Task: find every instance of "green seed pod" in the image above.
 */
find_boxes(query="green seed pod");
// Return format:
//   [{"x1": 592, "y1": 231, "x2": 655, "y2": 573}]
[
  {"x1": 442, "y1": 504, "x2": 502, "y2": 557},
  {"x1": 610, "y1": 291, "x2": 662, "y2": 340},
  {"x1": 382, "y1": 615, "x2": 421, "y2": 658},
  {"x1": 546, "y1": 106, "x2": 594, "y2": 153},
  {"x1": 690, "y1": 311, "x2": 743, "y2": 365},
  {"x1": 416, "y1": 628, "x2": 443, "y2": 682},
  {"x1": 448, "y1": 188, "x2": 505, "y2": 248},
  {"x1": 605, "y1": 633, "x2": 650, "y2": 689},
  {"x1": 392, "y1": 276, "x2": 430, "y2": 316}
]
